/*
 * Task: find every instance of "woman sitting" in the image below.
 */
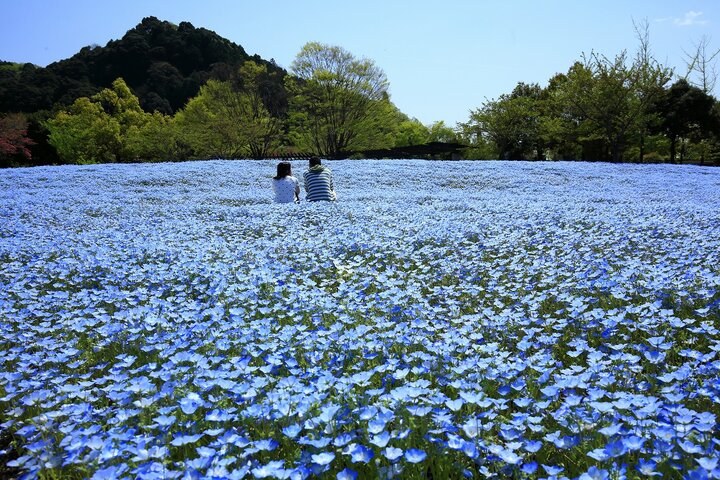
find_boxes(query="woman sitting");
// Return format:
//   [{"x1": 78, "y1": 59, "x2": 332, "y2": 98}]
[{"x1": 272, "y1": 162, "x2": 300, "y2": 203}]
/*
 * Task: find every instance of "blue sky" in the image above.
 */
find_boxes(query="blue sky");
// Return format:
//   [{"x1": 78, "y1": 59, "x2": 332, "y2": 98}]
[{"x1": 1, "y1": 0, "x2": 718, "y2": 126}]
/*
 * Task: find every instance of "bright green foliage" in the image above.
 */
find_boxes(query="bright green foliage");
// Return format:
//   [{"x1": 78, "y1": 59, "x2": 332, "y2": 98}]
[
  {"x1": 464, "y1": 85, "x2": 546, "y2": 160},
  {"x1": 46, "y1": 96, "x2": 123, "y2": 164},
  {"x1": 427, "y1": 121, "x2": 459, "y2": 144},
  {"x1": 548, "y1": 51, "x2": 672, "y2": 162},
  {"x1": 46, "y1": 78, "x2": 175, "y2": 164},
  {"x1": 289, "y1": 42, "x2": 391, "y2": 157},
  {"x1": 395, "y1": 119, "x2": 430, "y2": 147},
  {"x1": 175, "y1": 62, "x2": 284, "y2": 159}
]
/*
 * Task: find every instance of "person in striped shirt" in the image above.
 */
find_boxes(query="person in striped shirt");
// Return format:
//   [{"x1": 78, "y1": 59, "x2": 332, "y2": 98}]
[{"x1": 303, "y1": 157, "x2": 336, "y2": 202}]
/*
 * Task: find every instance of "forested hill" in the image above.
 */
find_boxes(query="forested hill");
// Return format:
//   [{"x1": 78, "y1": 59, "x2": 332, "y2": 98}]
[{"x1": 0, "y1": 16, "x2": 287, "y2": 114}]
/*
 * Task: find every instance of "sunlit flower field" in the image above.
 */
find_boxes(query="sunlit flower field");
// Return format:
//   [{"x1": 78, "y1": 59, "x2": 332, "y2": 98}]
[{"x1": 1, "y1": 160, "x2": 719, "y2": 480}]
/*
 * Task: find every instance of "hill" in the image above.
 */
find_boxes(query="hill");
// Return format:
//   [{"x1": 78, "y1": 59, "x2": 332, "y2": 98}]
[{"x1": 0, "y1": 16, "x2": 288, "y2": 115}]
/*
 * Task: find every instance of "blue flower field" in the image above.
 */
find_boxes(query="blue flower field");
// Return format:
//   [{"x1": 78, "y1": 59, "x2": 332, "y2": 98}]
[{"x1": 1, "y1": 160, "x2": 719, "y2": 479}]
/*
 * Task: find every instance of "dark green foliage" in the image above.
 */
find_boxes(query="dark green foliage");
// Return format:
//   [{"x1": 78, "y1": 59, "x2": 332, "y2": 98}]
[
  {"x1": 0, "y1": 17, "x2": 288, "y2": 116},
  {"x1": 650, "y1": 79, "x2": 720, "y2": 162}
]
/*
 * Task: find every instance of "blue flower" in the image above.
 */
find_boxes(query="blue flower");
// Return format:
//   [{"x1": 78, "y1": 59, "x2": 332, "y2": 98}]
[
  {"x1": 170, "y1": 433, "x2": 204, "y2": 446},
  {"x1": 311, "y1": 452, "x2": 335, "y2": 466},
  {"x1": 179, "y1": 392, "x2": 204, "y2": 415},
  {"x1": 255, "y1": 439, "x2": 279, "y2": 451},
  {"x1": 542, "y1": 464, "x2": 564, "y2": 476},
  {"x1": 337, "y1": 468, "x2": 358, "y2": 480},
  {"x1": 370, "y1": 431, "x2": 390, "y2": 448},
  {"x1": 696, "y1": 457, "x2": 718, "y2": 471},
  {"x1": 384, "y1": 446, "x2": 404, "y2": 461},
  {"x1": 282, "y1": 424, "x2": 302, "y2": 439},
  {"x1": 405, "y1": 449, "x2": 427, "y2": 464},
  {"x1": 603, "y1": 439, "x2": 627, "y2": 458},
  {"x1": 636, "y1": 458, "x2": 661, "y2": 476},
  {"x1": 580, "y1": 466, "x2": 610, "y2": 480},
  {"x1": 347, "y1": 444, "x2": 374, "y2": 463}
]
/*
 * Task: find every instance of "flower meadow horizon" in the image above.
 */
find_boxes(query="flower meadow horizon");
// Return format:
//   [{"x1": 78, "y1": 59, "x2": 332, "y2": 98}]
[{"x1": 0, "y1": 160, "x2": 719, "y2": 479}]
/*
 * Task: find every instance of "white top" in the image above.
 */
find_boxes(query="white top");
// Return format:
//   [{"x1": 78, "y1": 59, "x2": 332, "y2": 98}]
[{"x1": 272, "y1": 176, "x2": 300, "y2": 203}]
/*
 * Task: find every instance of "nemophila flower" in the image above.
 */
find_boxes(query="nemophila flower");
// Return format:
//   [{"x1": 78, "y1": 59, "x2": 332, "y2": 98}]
[
  {"x1": 696, "y1": 457, "x2": 718, "y2": 471},
  {"x1": 445, "y1": 398, "x2": 464, "y2": 411},
  {"x1": 282, "y1": 424, "x2": 302, "y2": 439},
  {"x1": 524, "y1": 440, "x2": 542, "y2": 453},
  {"x1": 370, "y1": 431, "x2": 390, "y2": 448},
  {"x1": 497, "y1": 448, "x2": 523, "y2": 465},
  {"x1": 598, "y1": 423, "x2": 622, "y2": 436},
  {"x1": 603, "y1": 439, "x2": 628, "y2": 458},
  {"x1": 636, "y1": 458, "x2": 662, "y2": 476},
  {"x1": 684, "y1": 468, "x2": 710, "y2": 480},
  {"x1": 405, "y1": 449, "x2": 427, "y2": 464},
  {"x1": 542, "y1": 464, "x2": 564, "y2": 476},
  {"x1": 152, "y1": 414, "x2": 176, "y2": 428},
  {"x1": 579, "y1": 466, "x2": 610, "y2": 480},
  {"x1": 90, "y1": 464, "x2": 128, "y2": 479},
  {"x1": 367, "y1": 418, "x2": 386, "y2": 434},
  {"x1": 336, "y1": 468, "x2": 358, "y2": 480},
  {"x1": 644, "y1": 350, "x2": 666, "y2": 364},
  {"x1": 252, "y1": 460, "x2": 287, "y2": 478},
  {"x1": 311, "y1": 452, "x2": 335, "y2": 466},
  {"x1": 622, "y1": 435, "x2": 645, "y2": 451},
  {"x1": 332, "y1": 432, "x2": 354, "y2": 447},
  {"x1": 346, "y1": 443, "x2": 374, "y2": 463},
  {"x1": 382, "y1": 446, "x2": 404, "y2": 462},
  {"x1": 170, "y1": 433, "x2": 204, "y2": 446},
  {"x1": 679, "y1": 440, "x2": 703, "y2": 454},
  {"x1": 179, "y1": 392, "x2": 205, "y2": 415},
  {"x1": 300, "y1": 436, "x2": 331, "y2": 448}
]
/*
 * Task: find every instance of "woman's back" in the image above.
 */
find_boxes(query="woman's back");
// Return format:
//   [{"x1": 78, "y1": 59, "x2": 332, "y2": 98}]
[{"x1": 273, "y1": 175, "x2": 299, "y2": 203}]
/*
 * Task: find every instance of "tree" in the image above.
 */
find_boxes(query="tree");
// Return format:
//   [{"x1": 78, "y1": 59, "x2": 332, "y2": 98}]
[
  {"x1": 395, "y1": 118, "x2": 430, "y2": 147},
  {"x1": 46, "y1": 96, "x2": 122, "y2": 164},
  {"x1": 651, "y1": 79, "x2": 719, "y2": 162},
  {"x1": 289, "y1": 42, "x2": 389, "y2": 157},
  {"x1": 427, "y1": 121, "x2": 459, "y2": 144},
  {"x1": 46, "y1": 78, "x2": 175, "y2": 163},
  {"x1": 683, "y1": 35, "x2": 720, "y2": 94},
  {"x1": 555, "y1": 49, "x2": 671, "y2": 162},
  {"x1": 463, "y1": 83, "x2": 546, "y2": 160},
  {"x1": 174, "y1": 61, "x2": 285, "y2": 159},
  {"x1": 0, "y1": 113, "x2": 35, "y2": 167}
]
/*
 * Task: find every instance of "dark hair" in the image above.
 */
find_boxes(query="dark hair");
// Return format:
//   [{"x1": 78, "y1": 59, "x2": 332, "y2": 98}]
[
  {"x1": 309, "y1": 156, "x2": 321, "y2": 167},
  {"x1": 274, "y1": 162, "x2": 292, "y2": 180}
]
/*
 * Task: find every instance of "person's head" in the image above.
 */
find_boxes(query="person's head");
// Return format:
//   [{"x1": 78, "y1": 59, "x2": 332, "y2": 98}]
[
  {"x1": 309, "y1": 156, "x2": 321, "y2": 167},
  {"x1": 274, "y1": 162, "x2": 292, "y2": 180}
]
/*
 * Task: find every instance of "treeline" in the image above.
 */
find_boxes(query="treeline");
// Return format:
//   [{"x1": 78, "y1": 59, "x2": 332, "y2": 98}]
[
  {"x1": 0, "y1": 17, "x2": 455, "y2": 167},
  {"x1": 461, "y1": 25, "x2": 720, "y2": 164},
  {"x1": 1, "y1": 18, "x2": 719, "y2": 166}
]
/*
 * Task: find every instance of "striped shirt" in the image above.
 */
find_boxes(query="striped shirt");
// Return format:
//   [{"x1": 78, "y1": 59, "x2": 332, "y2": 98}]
[{"x1": 303, "y1": 166, "x2": 336, "y2": 202}]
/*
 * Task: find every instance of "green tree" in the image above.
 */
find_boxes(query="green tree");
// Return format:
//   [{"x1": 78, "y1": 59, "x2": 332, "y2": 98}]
[
  {"x1": 555, "y1": 49, "x2": 671, "y2": 162},
  {"x1": 288, "y1": 42, "x2": 389, "y2": 157},
  {"x1": 651, "y1": 79, "x2": 719, "y2": 162},
  {"x1": 427, "y1": 121, "x2": 459, "y2": 144},
  {"x1": 46, "y1": 78, "x2": 175, "y2": 163},
  {"x1": 464, "y1": 83, "x2": 546, "y2": 160},
  {"x1": 46, "y1": 96, "x2": 122, "y2": 164},
  {"x1": 395, "y1": 118, "x2": 430, "y2": 147},
  {"x1": 174, "y1": 61, "x2": 284, "y2": 159}
]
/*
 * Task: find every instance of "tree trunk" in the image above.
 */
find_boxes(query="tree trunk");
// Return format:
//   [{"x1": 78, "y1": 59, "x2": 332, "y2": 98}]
[
  {"x1": 669, "y1": 136, "x2": 677, "y2": 163},
  {"x1": 638, "y1": 131, "x2": 645, "y2": 163},
  {"x1": 680, "y1": 140, "x2": 686, "y2": 163}
]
